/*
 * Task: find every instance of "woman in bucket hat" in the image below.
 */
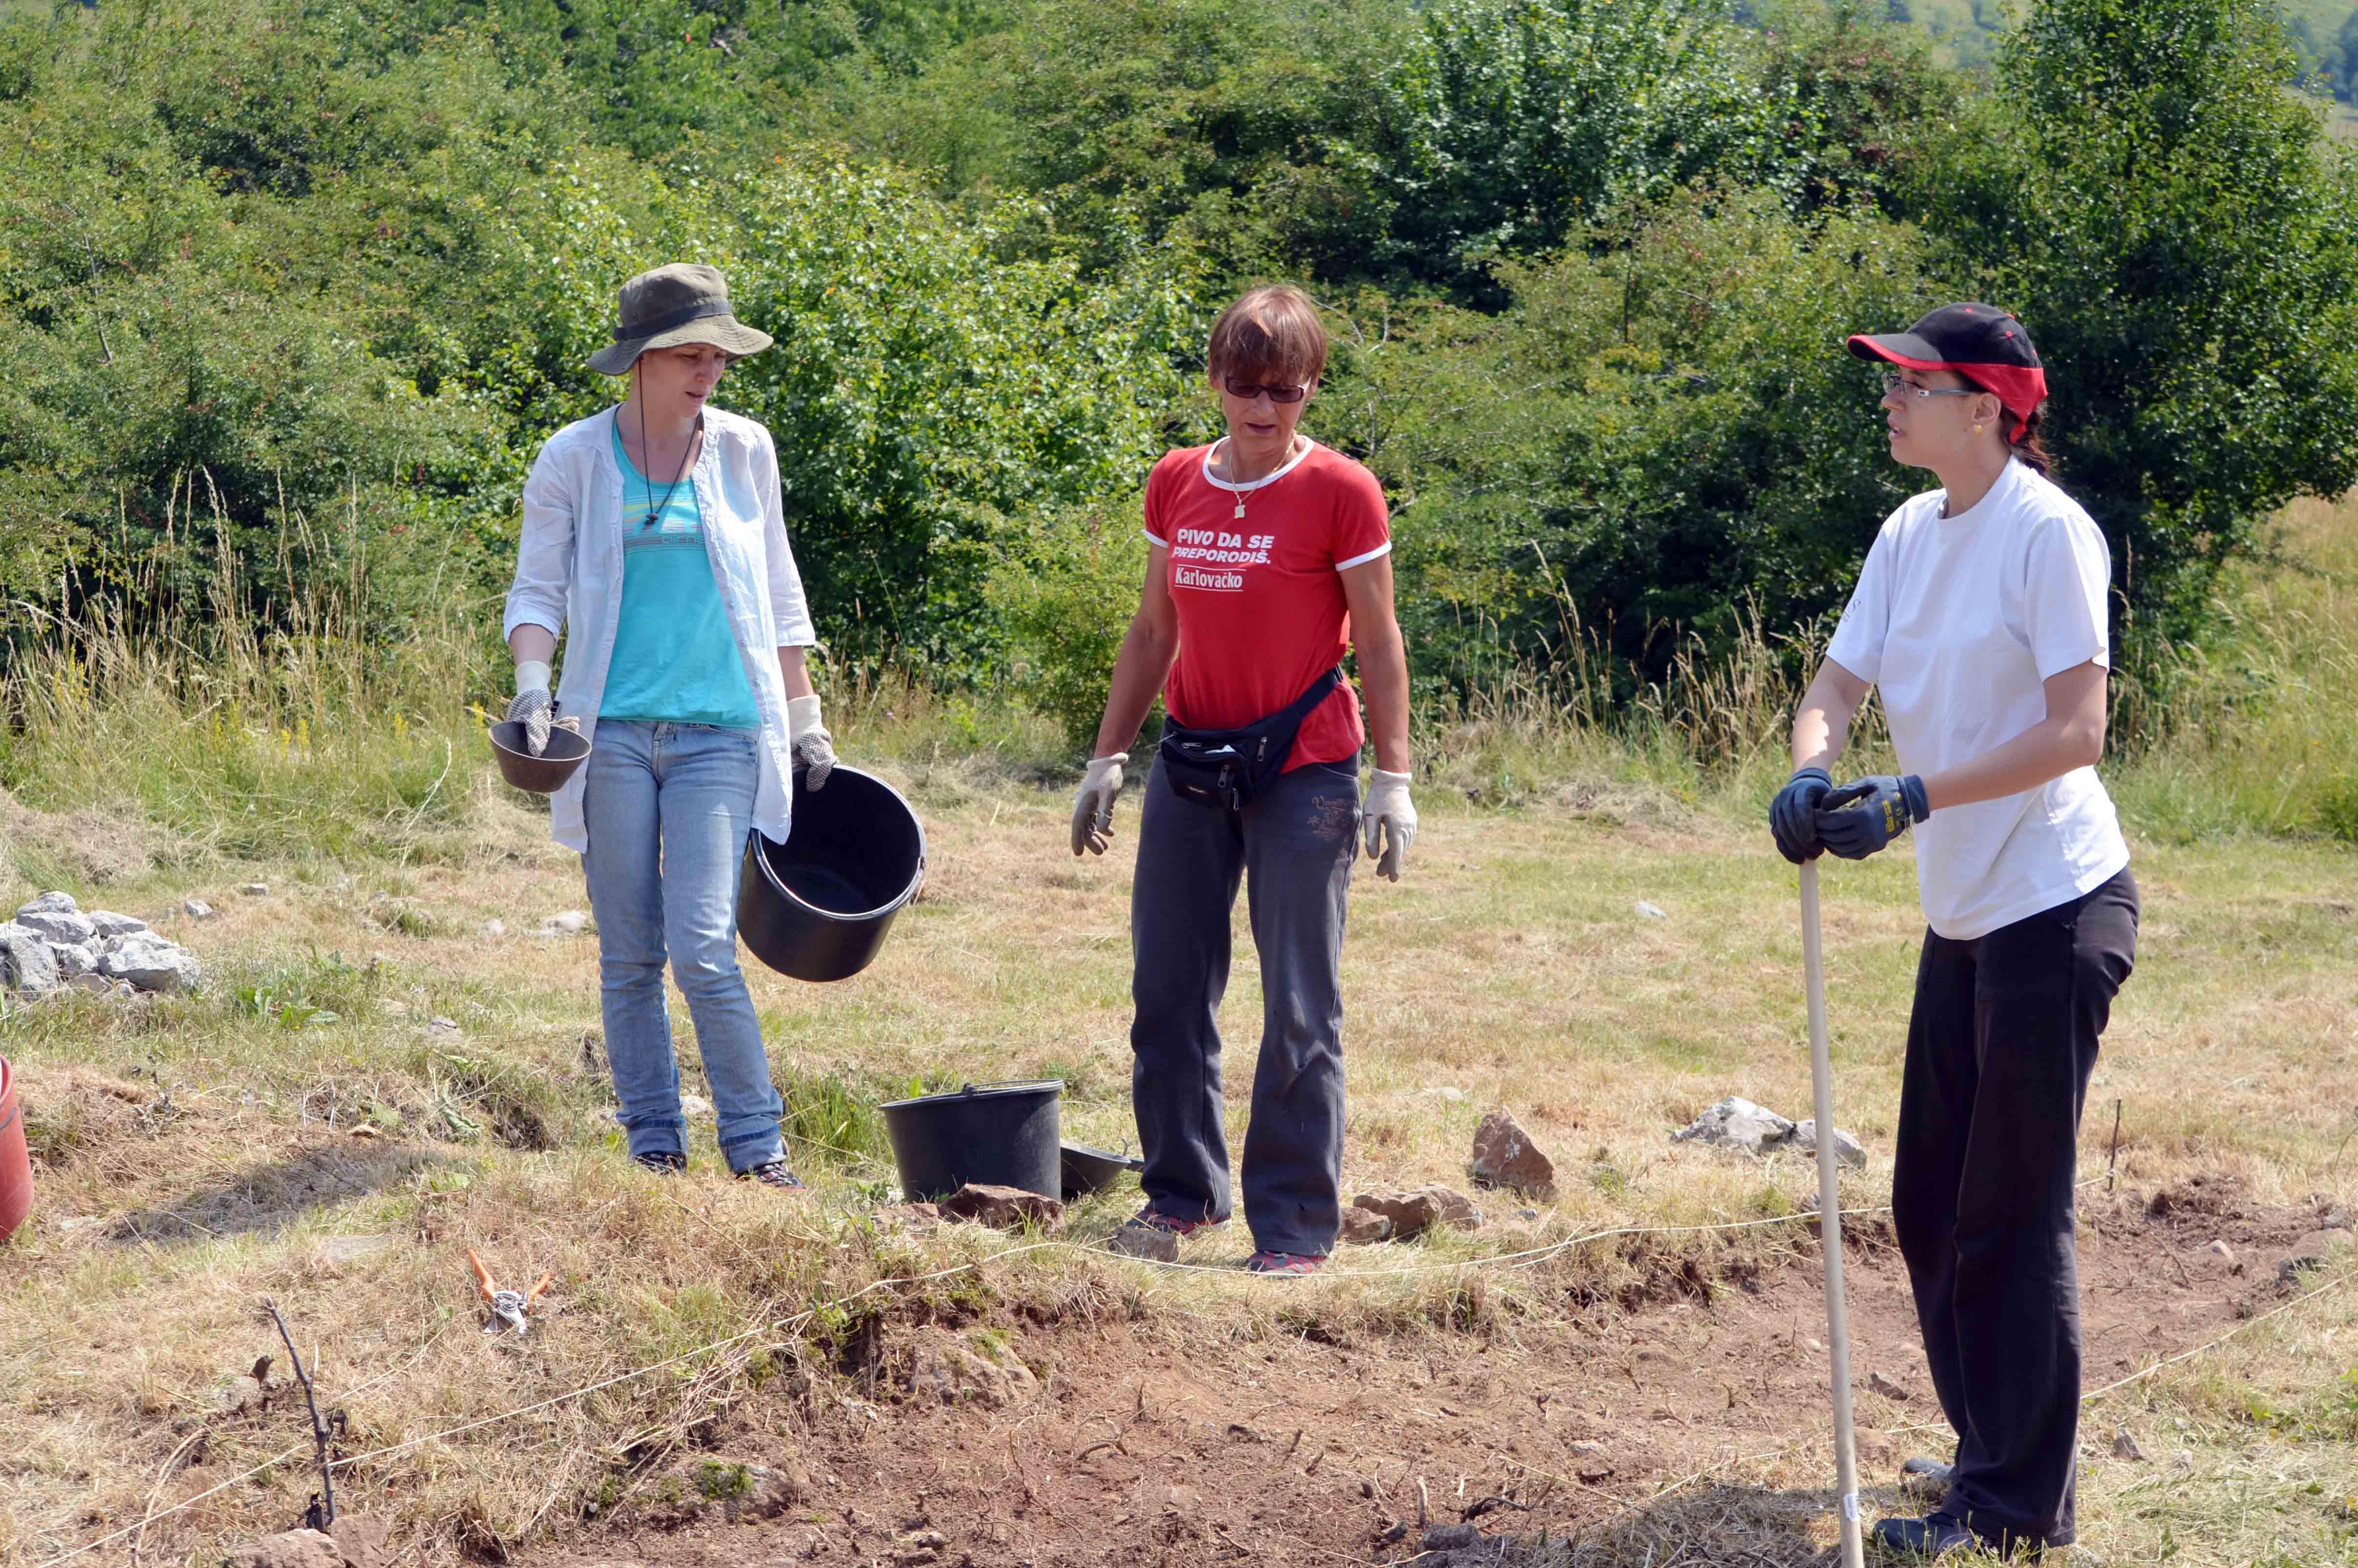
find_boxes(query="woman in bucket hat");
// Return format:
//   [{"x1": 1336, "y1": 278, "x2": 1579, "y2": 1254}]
[
  {"x1": 1769, "y1": 304, "x2": 2137, "y2": 1559},
  {"x1": 503, "y1": 263, "x2": 836, "y2": 1189}
]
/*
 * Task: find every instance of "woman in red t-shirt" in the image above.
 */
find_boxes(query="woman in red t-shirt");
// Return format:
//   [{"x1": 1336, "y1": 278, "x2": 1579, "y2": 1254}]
[{"x1": 1069, "y1": 285, "x2": 1416, "y2": 1276}]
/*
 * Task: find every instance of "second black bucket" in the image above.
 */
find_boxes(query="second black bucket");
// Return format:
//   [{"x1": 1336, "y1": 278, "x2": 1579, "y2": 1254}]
[
  {"x1": 881, "y1": 1081, "x2": 1062, "y2": 1203},
  {"x1": 737, "y1": 765, "x2": 926, "y2": 983}
]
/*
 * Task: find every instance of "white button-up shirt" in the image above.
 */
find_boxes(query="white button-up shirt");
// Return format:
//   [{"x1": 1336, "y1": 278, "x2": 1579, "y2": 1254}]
[{"x1": 502, "y1": 405, "x2": 818, "y2": 852}]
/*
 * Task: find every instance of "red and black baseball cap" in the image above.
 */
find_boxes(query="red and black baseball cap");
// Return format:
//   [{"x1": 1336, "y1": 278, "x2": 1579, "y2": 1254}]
[{"x1": 1847, "y1": 303, "x2": 2047, "y2": 441}]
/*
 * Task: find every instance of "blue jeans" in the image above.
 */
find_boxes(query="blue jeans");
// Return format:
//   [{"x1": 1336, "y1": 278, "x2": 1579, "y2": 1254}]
[{"x1": 580, "y1": 720, "x2": 785, "y2": 1173}]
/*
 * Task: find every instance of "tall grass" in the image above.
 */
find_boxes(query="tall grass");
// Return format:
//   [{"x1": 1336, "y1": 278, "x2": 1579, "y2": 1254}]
[{"x1": 4, "y1": 479, "x2": 2354, "y2": 871}]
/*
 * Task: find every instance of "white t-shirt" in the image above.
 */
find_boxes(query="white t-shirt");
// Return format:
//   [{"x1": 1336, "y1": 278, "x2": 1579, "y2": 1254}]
[{"x1": 1826, "y1": 459, "x2": 2130, "y2": 941}]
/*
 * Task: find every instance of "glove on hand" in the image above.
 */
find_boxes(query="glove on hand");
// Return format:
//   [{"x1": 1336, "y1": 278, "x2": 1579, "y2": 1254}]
[
  {"x1": 507, "y1": 662, "x2": 556, "y2": 757},
  {"x1": 1769, "y1": 767, "x2": 1832, "y2": 865},
  {"x1": 1071, "y1": 757, "x2": 1124, "y2": 856},
  {"x1": 1818, "y1": 774, "x2": 1931, "y2": 861},
  {"x1": 1362, "y1": 769, "x2": 1418, "y2": 882},
  {"x1": 787, "y1": 694, "x2": 836, "y2": 791}
]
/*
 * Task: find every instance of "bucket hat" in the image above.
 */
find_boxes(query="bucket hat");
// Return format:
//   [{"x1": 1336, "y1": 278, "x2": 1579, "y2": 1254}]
[
  {"x1": 1847, "y1": 302, "x2": 2047, "y2": 442},
  {"x1": 587, "y1": 263, "x2": 773, "y2": 377}
]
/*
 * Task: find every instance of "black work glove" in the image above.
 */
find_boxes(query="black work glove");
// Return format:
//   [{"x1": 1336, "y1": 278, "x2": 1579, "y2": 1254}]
[
  {"x1": 1817, "y1": 774, "x2": 1931, "y2": 861},
  {"x1": 1769, "y1": 767, "x2": 1832, "y2": 865}
]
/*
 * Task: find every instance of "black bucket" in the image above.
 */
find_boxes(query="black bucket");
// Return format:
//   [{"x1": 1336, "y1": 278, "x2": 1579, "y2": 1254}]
[
  {"x1": 1059, "y1": 1142, "x2": 1145, "y2": 1203},
  {"x1": 736, "y1": 765, "x2": 926, "y2": 983},
  {"x1": 880, "y1": 1081, "x2": 1062, "y2": 1203},
  {"x1": 488, "y1": 721, "x2": 592, "y2": 794}
]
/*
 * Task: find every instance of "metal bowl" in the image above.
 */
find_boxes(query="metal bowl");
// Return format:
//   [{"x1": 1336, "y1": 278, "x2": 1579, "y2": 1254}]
[{"x1": 488, "y1": 721, "x2": 592, "y2": 793}]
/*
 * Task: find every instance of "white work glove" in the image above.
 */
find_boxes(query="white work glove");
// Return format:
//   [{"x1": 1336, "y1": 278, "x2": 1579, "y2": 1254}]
[
  {"x1": 508, "y1": 660, "x2": 555, "y2": 757},
  {"x1": 1362, "y1": 769, "x2": 1417, "y2": 882},
  {"x1": 1071, "y1": 756, "x2": 1124, "y2": 856},
  {"x1": 787, "y1": 694, "x2": 836, "y2": 790}
]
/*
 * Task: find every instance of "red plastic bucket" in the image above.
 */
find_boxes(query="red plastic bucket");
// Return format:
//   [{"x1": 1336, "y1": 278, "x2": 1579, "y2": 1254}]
[{"x1": 0, "y1": 1057, "x2": 31, "y2": 1244}]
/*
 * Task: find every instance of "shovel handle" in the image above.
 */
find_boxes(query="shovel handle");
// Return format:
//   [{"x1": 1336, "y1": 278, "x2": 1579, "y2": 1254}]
[{"x1": 1802, "y1": 861, "x2": 1867, "y2": 1568}]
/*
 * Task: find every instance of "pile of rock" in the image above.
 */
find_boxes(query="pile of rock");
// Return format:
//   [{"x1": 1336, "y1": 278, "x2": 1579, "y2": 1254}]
[
  {"x1": 1672, "y1": 1095, "x2": 1866, "y2": 1167},
  {"x1": 0, "y1": 892, "x2": 202, "y2": 1000}
]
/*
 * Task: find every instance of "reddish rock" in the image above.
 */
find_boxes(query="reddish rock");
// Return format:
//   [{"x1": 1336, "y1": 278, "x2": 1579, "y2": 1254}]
[
  {"x1": 1337, "y1": 1206, "x2": 1392, "y2": 1245},
  {"x1": 1352, "y1": 1188, "x2": 1440, "y2": 1240},
  {"x1": 1469, "y1": 1111, "x2": 1557, "y2": 1198}
]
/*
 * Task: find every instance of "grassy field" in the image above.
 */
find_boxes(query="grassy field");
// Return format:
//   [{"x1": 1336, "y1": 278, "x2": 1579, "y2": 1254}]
[{"x1": 1, "y1": 501, "x2": 2355, "y2": 1565}]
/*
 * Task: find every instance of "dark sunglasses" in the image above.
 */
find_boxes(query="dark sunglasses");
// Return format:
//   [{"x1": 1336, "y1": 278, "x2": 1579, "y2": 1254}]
[{"x1": 1221, "y1": 376, "x2": 1312, "y2": 403}]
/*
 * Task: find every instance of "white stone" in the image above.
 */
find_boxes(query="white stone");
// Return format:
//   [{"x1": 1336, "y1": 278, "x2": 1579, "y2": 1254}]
[
  {"x1": 0, "y1": 923, "x2": 60, "y2": 996},
  {"x1": 14, "y1": 908, "x2": 96, "y2": 945},
  {"x1": 68, "y1": 971, "x2": 111, "y2": 996},
  {"x1": 98, "y1": 932, "x2": 201, "y2": 994},
  {"x1": 241, "y1": 883, "x2": 269, "y2": 897},
  {"x1": 480, "y1": 919, "x2": 506, "y2": 937},
  {"x1": 16, "y1": 891, "x2": 79, "y2": 917},
  {"x1": 87, "y1": 911, "x2": 148, "y2": 938},
  {"x1": 1793, "y1": 1119, "x2": 1868, "y2": 1169},
  {"x1": 1635, "y1": 901, "x2": 1667, "y2": 920},
  {"x1": 52, "y1": 942, "x2": 95, "y2": 977},
  {"x1": 1671, "y1": 1096, "x2": 1796, "y2": 1157},
  {"x1": 543, "y1": 910, "x2": 590, "y2": 933},
  {"x1": 680, "y1": 1094, "x2": 715, "y2": 1118},
  {"x1": 183, "y1": 899, "x2": 215, "y2": 919}
]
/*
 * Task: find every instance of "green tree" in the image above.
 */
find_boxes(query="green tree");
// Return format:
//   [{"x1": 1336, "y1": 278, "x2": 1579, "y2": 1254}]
[{"x1": 1913, "y1": 0, "x2": 2358, "y2": 661}]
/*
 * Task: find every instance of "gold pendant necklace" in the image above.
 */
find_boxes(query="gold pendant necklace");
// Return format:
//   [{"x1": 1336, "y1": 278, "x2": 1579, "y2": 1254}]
[{"x1": 1225, "y1": 436, "x2": 1296, "y2": 522}]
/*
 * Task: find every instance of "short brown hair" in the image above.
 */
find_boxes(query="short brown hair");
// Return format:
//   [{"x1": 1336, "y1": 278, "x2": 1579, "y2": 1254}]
[{"x1": 1206, "y1": 285, "x2": 1327, "y2": 387}]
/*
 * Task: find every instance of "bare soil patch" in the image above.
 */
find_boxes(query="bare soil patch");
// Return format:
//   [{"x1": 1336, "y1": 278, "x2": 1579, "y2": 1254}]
[{"x1": 513, "y1": 1181, "x2": 2335, "y2": 1568}]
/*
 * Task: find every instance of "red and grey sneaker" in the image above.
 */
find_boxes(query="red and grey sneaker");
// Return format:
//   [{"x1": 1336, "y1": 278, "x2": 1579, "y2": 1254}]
[
  {"x1": 1127, "y1": 1206, "x2": 1224, "y2": 1238},
  {"x1": 1245, "y1": 1250, "x2": 1327, "y2": 1276},
  {"x1": 1106, "y1": 1205, "x2": 1224, "y2": 1259}
]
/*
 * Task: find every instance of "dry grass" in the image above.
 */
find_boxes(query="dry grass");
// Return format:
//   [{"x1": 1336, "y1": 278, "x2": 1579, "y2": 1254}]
[
  {"x1": 1, "y1": 497, "x2": 2355, "y2": 1565},
  {"x1": 0, "y1": 760, "x2": 2353, "y2": 1564}
]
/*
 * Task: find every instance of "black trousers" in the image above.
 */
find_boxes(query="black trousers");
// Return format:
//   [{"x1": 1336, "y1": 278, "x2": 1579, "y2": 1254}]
[
  {"x1": 1892, "y1": 867, "x2": 2138, "y2": 1549},
  {"x1": 1127, "y1": 758, "x2": 1361, "y2": 1257}
]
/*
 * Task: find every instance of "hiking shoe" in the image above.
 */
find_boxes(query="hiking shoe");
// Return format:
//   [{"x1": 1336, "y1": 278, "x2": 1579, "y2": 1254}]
[
  {"x1": 1244, "y1": 1250, "x2": 1327, "y2": 1276},
  {"x1": 1872, "y1": 1513, "x2": 2041, "y2": 1560},
  {"x1": 631, "y1": 1149, "x2": 687, "y2": 1176},
  {"x1": 737, "y1": 1160, "x2": 806, "y2": 1190},
  {"x1": 1127, "y1": 1205, "x2": 1224, "y2": 1237}
]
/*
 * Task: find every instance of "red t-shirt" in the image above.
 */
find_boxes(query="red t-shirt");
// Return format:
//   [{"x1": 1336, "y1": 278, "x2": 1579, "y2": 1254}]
[{"x1": 1142, "y1": 440, "x2": 1393, "y2": 770}]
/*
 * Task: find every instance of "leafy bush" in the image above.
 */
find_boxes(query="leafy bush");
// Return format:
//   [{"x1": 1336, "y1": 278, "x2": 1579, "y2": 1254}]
[{"x1": 986, "y1": 498, "x2": 1150, "y2": 758}]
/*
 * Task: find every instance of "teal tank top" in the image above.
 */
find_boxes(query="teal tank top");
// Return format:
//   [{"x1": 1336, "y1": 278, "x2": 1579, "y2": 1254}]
[{"x1": 597, "y1": 419, "x2": 762, "y2": 728}]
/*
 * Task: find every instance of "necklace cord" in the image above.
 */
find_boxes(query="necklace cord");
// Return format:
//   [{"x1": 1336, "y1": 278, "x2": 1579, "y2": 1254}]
[{"x1": 633, "y1": 369, "x2": 700, "y2": 530}]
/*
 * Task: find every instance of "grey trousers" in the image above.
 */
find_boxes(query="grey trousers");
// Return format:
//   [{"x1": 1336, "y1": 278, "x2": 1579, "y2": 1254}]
[{"x1": 1128, "y1": 756, "x2": 1361, "y2": 1256}]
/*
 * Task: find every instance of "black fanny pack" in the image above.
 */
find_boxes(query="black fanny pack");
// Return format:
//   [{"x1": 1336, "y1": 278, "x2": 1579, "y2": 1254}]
[{"x1": 1157, "y1": 667, "x2": 1342, "y2": 812}]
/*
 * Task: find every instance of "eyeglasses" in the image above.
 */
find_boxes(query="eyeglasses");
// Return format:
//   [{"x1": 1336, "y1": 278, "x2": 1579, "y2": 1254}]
[
  {"x1": 1222, "y1": 376, "x2": 1312, "y2": 403},
  {"x1": 1881, "y1": 373, "x2": 1978, "y2": 403}
]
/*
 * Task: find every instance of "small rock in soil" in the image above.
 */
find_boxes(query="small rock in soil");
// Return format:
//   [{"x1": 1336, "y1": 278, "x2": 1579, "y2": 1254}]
[
  {"x1": 1565, "y1": 1440, "x2": 1607, "y2": 1456},
  {"x1": 68, "y1": 972, "x2": 111, "y2": 997},
  {"x1": 543, "y1": 909, "x2": 590, "y2": 933},
  {"x1": 1105, "y1": 1221, "x2": 1179, "y2": 1260},
  {"x1": 904, "y1": 1327, "x2": 1039, "y2": 1408},
  {"x1": 1423, "y1": 1183, "x2": 1484, "y2": 1230},
  {"x1": 228, "y1": 1529, "x2": 359, "y2": 1568},
  {"x1": 480, "y1": 919, "x2": 505, "y2": 936},
  {"x1": 1422, "y1": 1523, "x2": 1483, "y2": 1550},
  {"x1": 241, "y1": 883, "x2": 270, "y2": 896},
  {"x1": 1868, "y1": 1370, "x2": 1913, "y2": 1401},
  {"x1": 2279, "y1": 1230, "x2": 2349, "y2": 1280},
  {"x1": 1469, "y1": 1109, "x2": 1558, "y2": 1198},
  {"x1": 680, "y1": 1093, "x2": 714, "y2": 1118},
  {"x1": 2111, "y1": 1428, "x2": 2147, "y2": 1461},
  {"x1": 1671, "y1": 1096, "x2": 1796, "y2": 1157},
  {"x1": 424, "y1": 1017, "x2": 460, "y2": 1037},
  {"x1": 1899, "y1": 1457, "x2": 1952, "y2": 1500},
  {"x1": 2208, "y1": 1239, "x2": 2234, "y2": 1261},
  {"x1": 184, "y1": 899, "x2": 214, "y2": 919},
  {"x1": 1420, "y1": 1085, "x2": 1467, "y2": 1102},
  {"x1": 2172, "y1": 1450, "x2": 2194, "y2": 1471},
  {"x1": 1337, "y1": 1206, "x2": 1392, "y2": 1245},
  {"x1": 2322, "y1": 1203, "x2": 2351, "y2": 1230},
  {"x1": 0, "y1": 923, "x2": 60, "y2": 997},
  {"x1": 1793, "y1": 1118, "x2": 1868, "y2": 1169},
  {"x1": 1353, "y1": 1187, "x2": 1442, "y2": 1241},
  {"x1": 1635, "y1": 901, "x2": 1667, "y2": 920},
  {"x1": 940, "y1": 1183, "x2": 1063, "y2": 1232},
  {"x1": 14, "y1": 904, "x2": 96, "y2": 945},
  {"x1": 97, "y1": 931, "x2": 201, "y2": 994}
]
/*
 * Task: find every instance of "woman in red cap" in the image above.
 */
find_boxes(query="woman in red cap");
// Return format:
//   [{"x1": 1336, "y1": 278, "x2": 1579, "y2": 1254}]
[{"x1": 1769, "y1": 304, "x2": 2137, "y2": 1559}]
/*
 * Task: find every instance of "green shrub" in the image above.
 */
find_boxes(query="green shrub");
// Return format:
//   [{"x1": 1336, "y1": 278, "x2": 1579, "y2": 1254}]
[{"x1": 987, "y1": 498, "x2": 1148, "y2": 758}]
